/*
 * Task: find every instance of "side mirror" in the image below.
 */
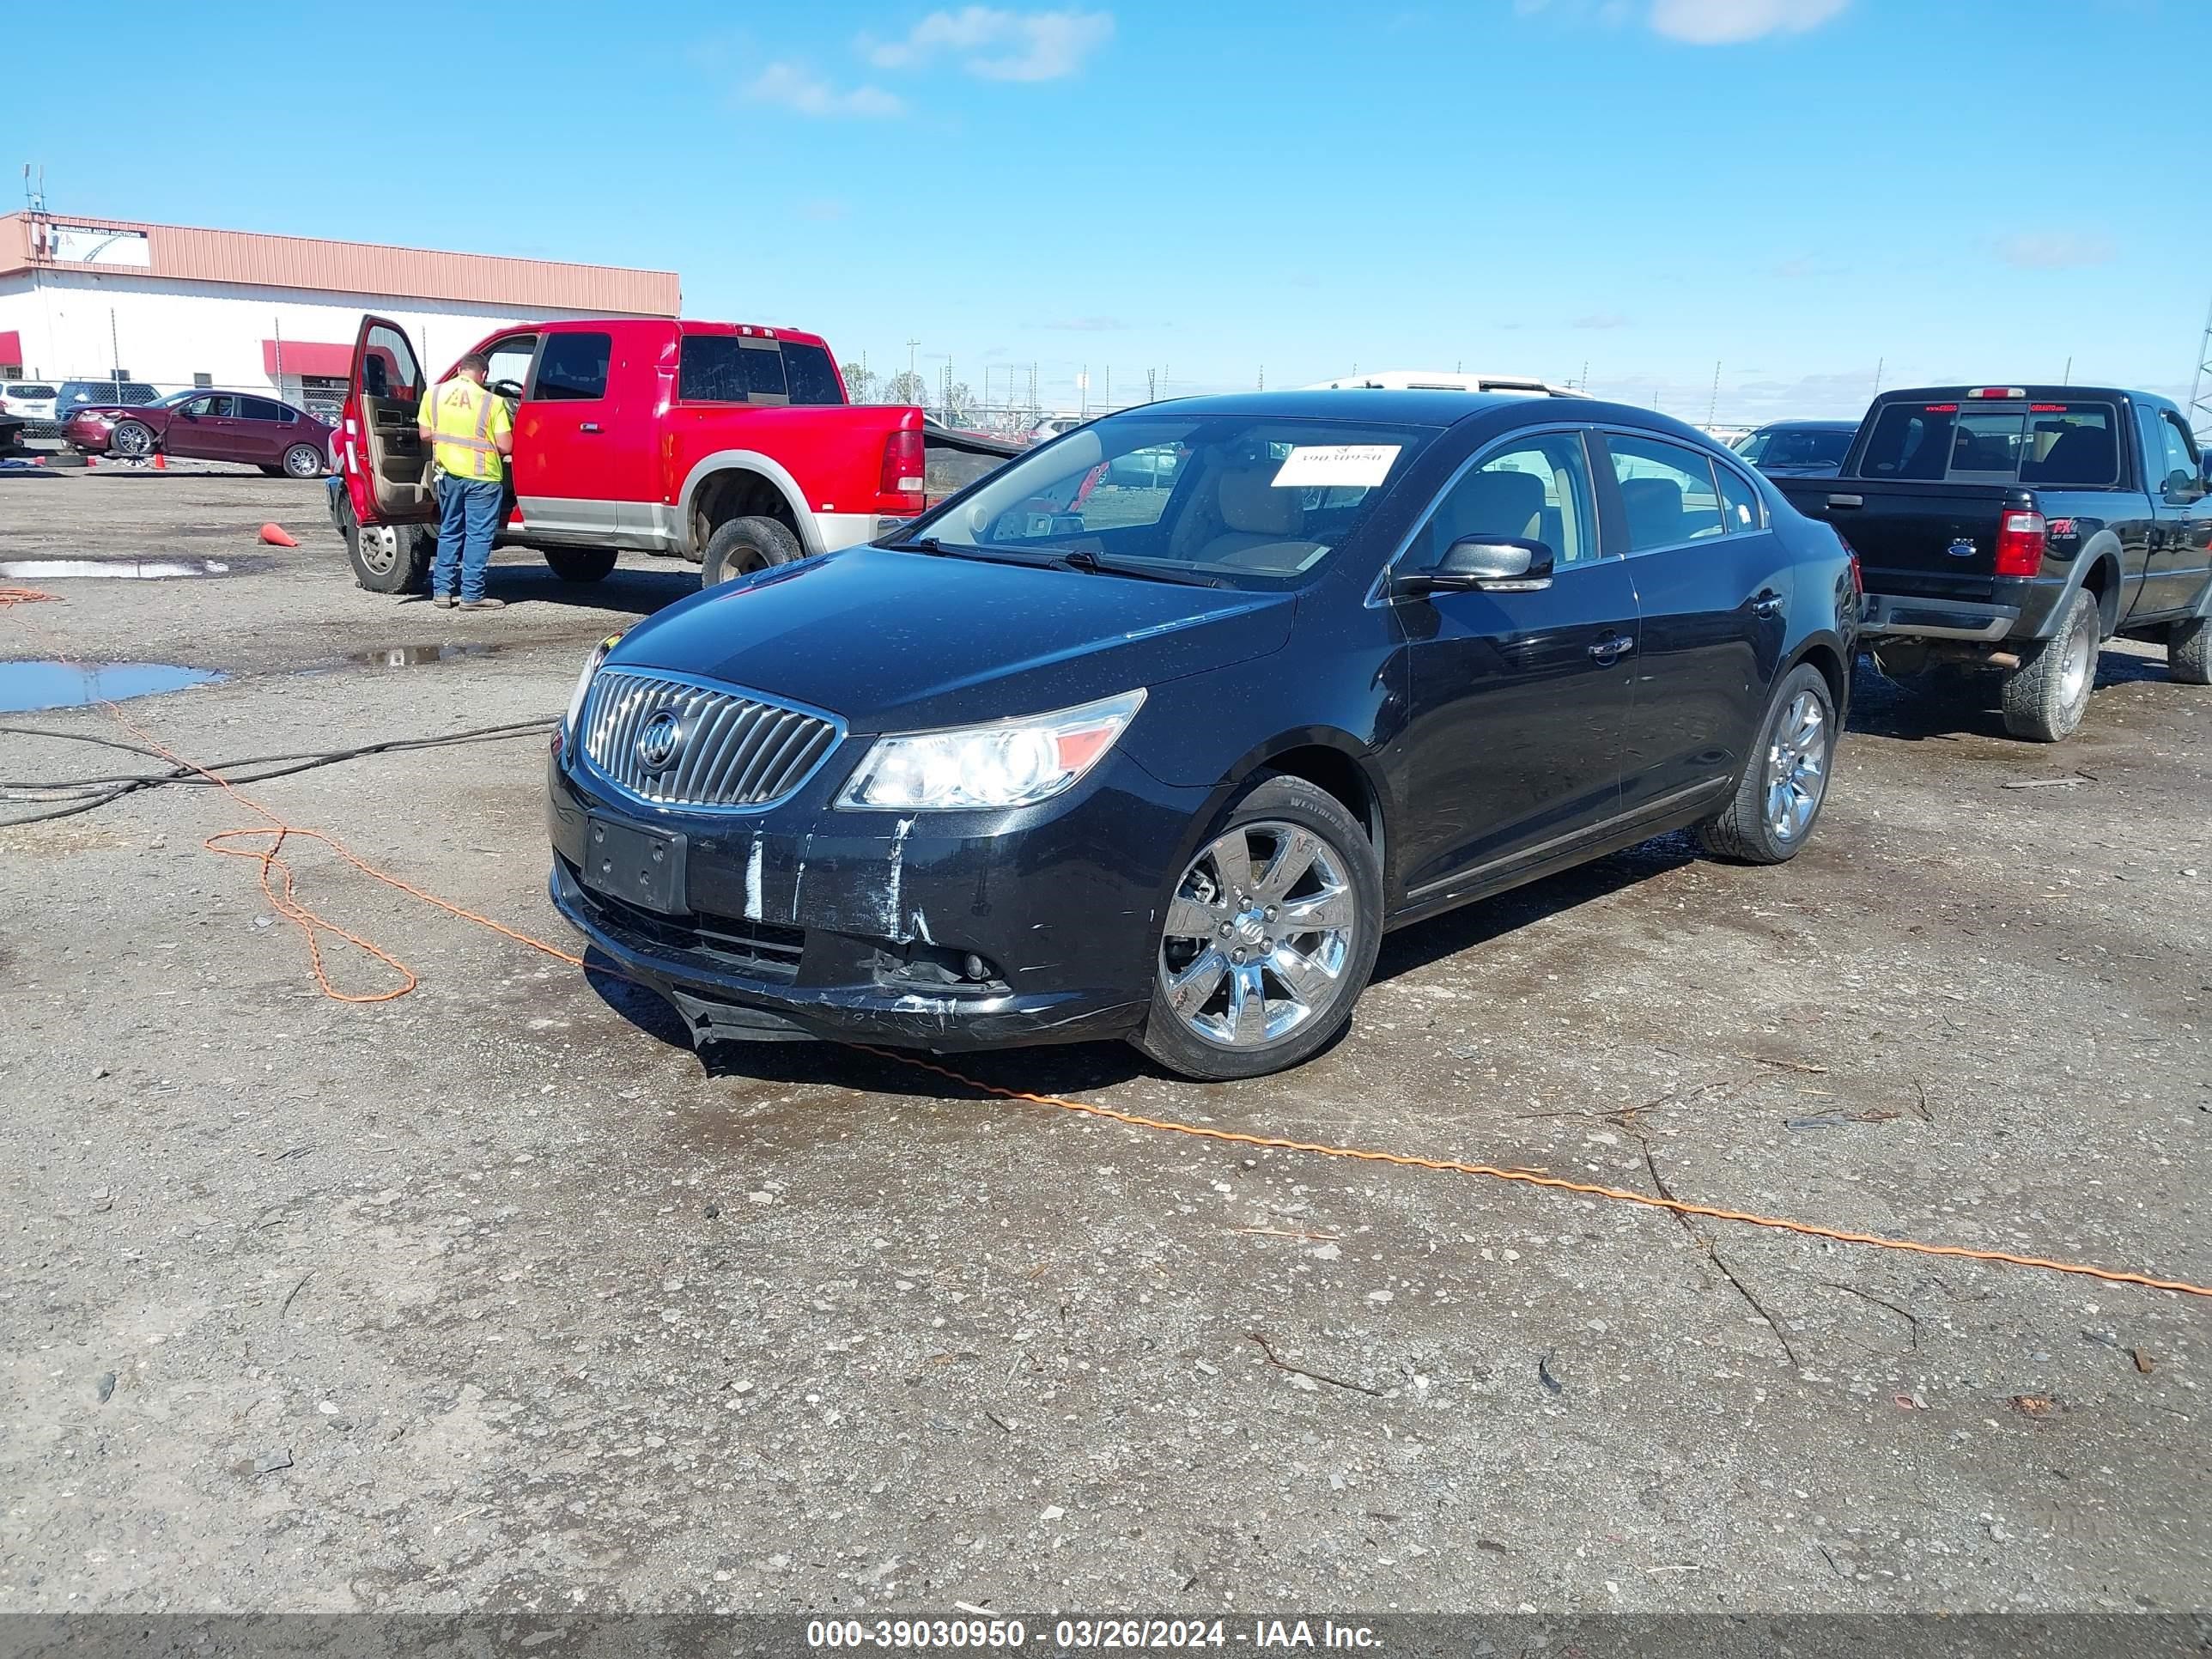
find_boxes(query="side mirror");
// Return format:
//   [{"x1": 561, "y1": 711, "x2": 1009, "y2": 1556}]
[{"x1": 1401, "y1": 536, "x2": 1555, "y2": 596}]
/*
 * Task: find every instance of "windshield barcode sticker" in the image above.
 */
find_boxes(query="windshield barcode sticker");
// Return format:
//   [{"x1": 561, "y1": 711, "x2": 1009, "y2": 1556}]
[{"x1": 1272, "y1": 445, "x2": 1401, "y2": 488}]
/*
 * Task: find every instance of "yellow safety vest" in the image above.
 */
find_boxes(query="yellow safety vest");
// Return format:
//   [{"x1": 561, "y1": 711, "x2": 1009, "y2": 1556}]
[{"x1": 421, "y1": 378, "x2": 514, "y2": 482}]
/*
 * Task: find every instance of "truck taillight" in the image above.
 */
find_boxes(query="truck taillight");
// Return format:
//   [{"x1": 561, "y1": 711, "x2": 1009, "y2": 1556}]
[
  {"x1": 1995, "y1": 510, "x2": 2046, "y2": 577},
  {"x1": 878, "y1": 428, "x2": 925, "y2": 512}
]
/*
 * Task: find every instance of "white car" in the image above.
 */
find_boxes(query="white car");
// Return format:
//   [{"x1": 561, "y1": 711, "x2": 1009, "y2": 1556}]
[
  {"x1": 1304, "y1": 369, "x2": 1589, "y2": 398},
  {"x1": 1, "y1": 382, "x2": 60, "y2": 430},
  {"x1": 1024, "y1": 414, "x2": 1090, "y2": 446}
]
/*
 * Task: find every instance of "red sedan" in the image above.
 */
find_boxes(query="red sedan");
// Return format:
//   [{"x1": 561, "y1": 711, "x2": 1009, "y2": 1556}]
[{"x1": 65, "y1": 391, "x2": 334, "y2": 477}]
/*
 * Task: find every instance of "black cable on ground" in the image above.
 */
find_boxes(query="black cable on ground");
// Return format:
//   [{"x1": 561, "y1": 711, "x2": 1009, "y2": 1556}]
[{"x1": 0, "y1": 718, "x2": 556, "y2": 829}]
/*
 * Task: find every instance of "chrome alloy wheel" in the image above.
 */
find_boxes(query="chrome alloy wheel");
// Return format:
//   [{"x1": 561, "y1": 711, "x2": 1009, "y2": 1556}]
[
  {"x1": 356, "y1": 523, "x2": 400, "y2": 576},
  {"x1": 1762, "y1": 690, "x2": 1829, "y2": 844},
  {"x1": 1158, "y1": 820, "x2": 1356, "y2": 1051},
  {"x1": 2057, "y1": 617, "x2": 2095, "y2": 708}
]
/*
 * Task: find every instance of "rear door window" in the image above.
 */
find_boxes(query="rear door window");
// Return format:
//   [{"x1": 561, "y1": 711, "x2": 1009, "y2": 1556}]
[
  {"x1": 240, "y1": 397, "x2": 291, "y2": 422},
  {"x1": 1717, "y1": 462, "x2": 1764, "y2": 531},
  {"x1": 1605, "y1": 434, "x2": 1727, "y2": 550},
  {"x1": 532, "y1": 331, "x2": 611, "y2": 401}
]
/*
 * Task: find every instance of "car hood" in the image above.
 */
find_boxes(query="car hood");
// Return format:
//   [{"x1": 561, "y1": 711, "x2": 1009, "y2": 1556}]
[
  {"x1": 64, "y1": 405, "x2": 148, "y2": 421},
  {"x1": 615, "y1": 545, "x2": 1296, "y2": 732}
]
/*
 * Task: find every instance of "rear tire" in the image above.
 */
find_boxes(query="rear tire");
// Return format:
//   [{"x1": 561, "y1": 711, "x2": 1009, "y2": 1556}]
[
  {"x1": 1696, "y1": 663, "x2": 1836, "y2": 865},
  {"x1": 1131, "y1": 774, "x2": 1382, "y2": 1082},
  {"x1": 544, "y1": 546, "x2": 619, "y2": 583},
  {"x1": 2169, "y1": 616, "x2": 2211, "y2": 686},
  {"x1": 282, "y1": 442, "x2": 324, "y2": 478},
  {"x1": 2001, "y1": 588, "x2": 2100, "y2": 742},
  {"x1": 109, "y1": 421, "x2": 155, "y2": 458},
  {"x1": 347, "y1": 511, "x2": 432, "y2": 595},
  {"x1": 700, "y1": 515, "x2": 802, "y2": 587}
]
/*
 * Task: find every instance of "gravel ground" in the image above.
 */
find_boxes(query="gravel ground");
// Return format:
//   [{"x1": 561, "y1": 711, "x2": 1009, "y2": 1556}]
[{"x1": 1, "y1": 468, "x2": 2206, "y2": 1619}]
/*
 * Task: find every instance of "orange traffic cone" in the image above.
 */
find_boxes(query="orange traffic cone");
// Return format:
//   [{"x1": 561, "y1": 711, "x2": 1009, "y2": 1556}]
[
  {"x1": 153, "y1": 453, "x2": 167, "y2": 470},
  {"x1": 259, "y1": 523, "x2": 299, "y2": 547},
  {"x1": 84, "y1": 454, "x2": 96, "y2": 469}
]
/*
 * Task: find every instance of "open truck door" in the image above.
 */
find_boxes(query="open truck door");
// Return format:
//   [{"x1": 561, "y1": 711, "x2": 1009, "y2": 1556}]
[{"x1": 337, "y1": 314, "x2": 439, "y2": 593}]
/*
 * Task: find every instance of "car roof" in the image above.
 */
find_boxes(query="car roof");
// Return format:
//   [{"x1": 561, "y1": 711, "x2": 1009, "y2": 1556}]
[
  {"x1": 1758, "y1": 418, "x2": 1858, "y2": 431},
  {"x1": 1133, "y1": 389, "x2": 1613, "y2": 425},
  {"x1": 1128, "y1": 390, "x2": 1732, "y2": 446}
]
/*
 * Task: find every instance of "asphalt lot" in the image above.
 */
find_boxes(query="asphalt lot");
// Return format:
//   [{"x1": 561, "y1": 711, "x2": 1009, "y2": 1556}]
[{"x1": 1, "y1": 465, "x2": 2207, "y2": 1618}]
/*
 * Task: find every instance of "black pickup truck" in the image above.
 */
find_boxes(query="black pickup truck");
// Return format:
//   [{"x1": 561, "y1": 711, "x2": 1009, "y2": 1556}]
[{"x1": 1774, "y1": 386, "x2": 2212, "y2": 740}]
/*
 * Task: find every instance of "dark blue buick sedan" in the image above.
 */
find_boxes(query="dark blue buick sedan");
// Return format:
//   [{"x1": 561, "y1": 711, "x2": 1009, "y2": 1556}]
[{"x1": 549, "y1": 392, "x2": 1858, "y2": 1079}]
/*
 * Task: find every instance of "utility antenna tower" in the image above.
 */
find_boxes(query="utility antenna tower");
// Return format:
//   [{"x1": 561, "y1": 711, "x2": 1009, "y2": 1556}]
[
  {"x1": 2189, "y1": 292, "x2": 2212, "y2": 438},
  {"x1": 1705, "y1": 361, "x2": 1721, "y2": 427}
]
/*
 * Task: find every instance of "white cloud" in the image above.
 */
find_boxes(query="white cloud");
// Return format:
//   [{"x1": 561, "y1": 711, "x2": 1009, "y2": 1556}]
[
  {"x1": 865, "y1": 7, "x2": 1115, "y2": 82},
  {"x1": 1647, "y1": 0, "x2": 1847, "y2": 44},
  {"x1": 1996, "y1": 231, "x2": 2115, "y2": 270},
  {"x1": 742, "y1": 62, "x2": 903, "y2": 118}
]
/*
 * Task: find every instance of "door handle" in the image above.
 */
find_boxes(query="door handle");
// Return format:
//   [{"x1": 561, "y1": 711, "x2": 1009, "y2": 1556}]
[
  {"x1": 1588, "y1": 634, "x2": 1634, "y2": 663},
  {"x1": 579, "y1": 422, "x2": 602, "y2": 434},
  {"x1": 1753, "y1": 589, "x2": 1784, "y2": 618}
]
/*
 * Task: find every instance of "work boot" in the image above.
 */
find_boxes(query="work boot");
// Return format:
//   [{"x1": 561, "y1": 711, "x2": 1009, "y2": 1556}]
[
  {"x1": 459, "y1": 597, "x2": 507, "y2": 611},
  {"x1": 433, "y1": 593, "x2": 457, "y2": 609}
]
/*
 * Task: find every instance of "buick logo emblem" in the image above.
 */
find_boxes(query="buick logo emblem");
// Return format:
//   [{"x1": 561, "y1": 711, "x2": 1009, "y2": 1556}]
[{"x1": 635, "y1": 710, "x2": 684, "y2": 773}]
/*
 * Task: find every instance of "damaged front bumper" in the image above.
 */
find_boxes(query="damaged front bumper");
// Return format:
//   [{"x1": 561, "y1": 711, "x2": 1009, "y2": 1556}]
[{"x1": 546, "y1": 748, "x2": 1205, "y2": 1053}]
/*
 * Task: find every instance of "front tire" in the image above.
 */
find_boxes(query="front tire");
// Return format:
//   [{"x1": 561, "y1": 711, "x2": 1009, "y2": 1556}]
[
  {"x1": 544, "y1": 546, "x2": 619, "y2": 583},
  {"x1": 2169, "y1": 616, "x2": 2211, "y2": 686},
  {"x1": 2001, "y1": 588, "x2": 2100, "y2": 741},
  {"x1": 700, "y1": 515, "x2": 801, "y2": 587},
  {"x1": 1696, "y1": 663, "x2": 1835, "y2": 865},
  {"x1": 1132, "y1": 774, "x2": 1382, "y2": 1081},
  {"x1": 109, "y1": 421, "x2": 155, "y2": 458},
  {"x1": 282, "y1": 442, "x2": 324, "y2": 478},
  {"x1": 346, "y1": 511, "x2": 432, "y2": 595}
]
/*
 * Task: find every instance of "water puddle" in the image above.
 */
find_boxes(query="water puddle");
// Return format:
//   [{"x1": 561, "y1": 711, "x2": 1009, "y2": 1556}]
[
  {"x1": 0, "y1": 660, "x2": 224, "y2": 713},
  {"x1": 346, "y1": 643, "x2": 502, "y2": 669},
  {"x1": 0, "y1": 557, "x2": 234, "y2": 580}
]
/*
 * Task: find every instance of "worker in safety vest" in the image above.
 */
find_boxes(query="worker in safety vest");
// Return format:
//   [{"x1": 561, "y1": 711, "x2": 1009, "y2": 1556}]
[{"x1": 416, "y1": 351, "x2": 515, "y2": 610}]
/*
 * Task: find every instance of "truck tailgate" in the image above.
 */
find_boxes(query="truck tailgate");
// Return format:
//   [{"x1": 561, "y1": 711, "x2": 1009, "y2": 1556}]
[{"x1": 1776, "y1": 478, "x2": 2022, "y2": 601}]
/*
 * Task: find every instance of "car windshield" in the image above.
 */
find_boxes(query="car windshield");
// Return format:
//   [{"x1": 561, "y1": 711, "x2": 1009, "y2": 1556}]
[
  {"x1": 1740, "y1": 426, "x2": 1851, "y2": 466},
  {"x1": 896, "y1": 413, "x2": 1435, "y2": 588}
]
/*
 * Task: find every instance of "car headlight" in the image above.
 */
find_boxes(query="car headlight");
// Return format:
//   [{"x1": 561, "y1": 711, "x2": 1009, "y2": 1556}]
[
  {"x1": 564, "y1": 633, "x2": 623, "y2": 750},
  {"x1": 836, "y1": 689, "x2": 1146, "y2": 811}
]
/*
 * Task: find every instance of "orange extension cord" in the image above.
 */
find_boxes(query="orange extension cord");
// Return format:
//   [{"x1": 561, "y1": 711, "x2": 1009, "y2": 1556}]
[{"x1": 7, "y1": 582, "x2": 2209, "y2": 1302}]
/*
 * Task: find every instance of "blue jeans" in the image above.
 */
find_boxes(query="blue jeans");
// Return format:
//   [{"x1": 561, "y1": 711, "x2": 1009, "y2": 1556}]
[{"x1": 434, "y1": 474, "x2": 502, "y2": 601}]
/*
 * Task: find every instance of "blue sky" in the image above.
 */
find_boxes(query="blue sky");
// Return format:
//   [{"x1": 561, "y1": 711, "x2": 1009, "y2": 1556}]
[{"x1": 11, "y1": 0, "x2": 2209, "y2": 422}]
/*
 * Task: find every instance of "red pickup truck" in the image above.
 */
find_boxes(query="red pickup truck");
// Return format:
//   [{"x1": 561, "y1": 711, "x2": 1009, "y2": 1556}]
[{"x1": 332, "y1": 313, "x2": 1014, "y2": 592}]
